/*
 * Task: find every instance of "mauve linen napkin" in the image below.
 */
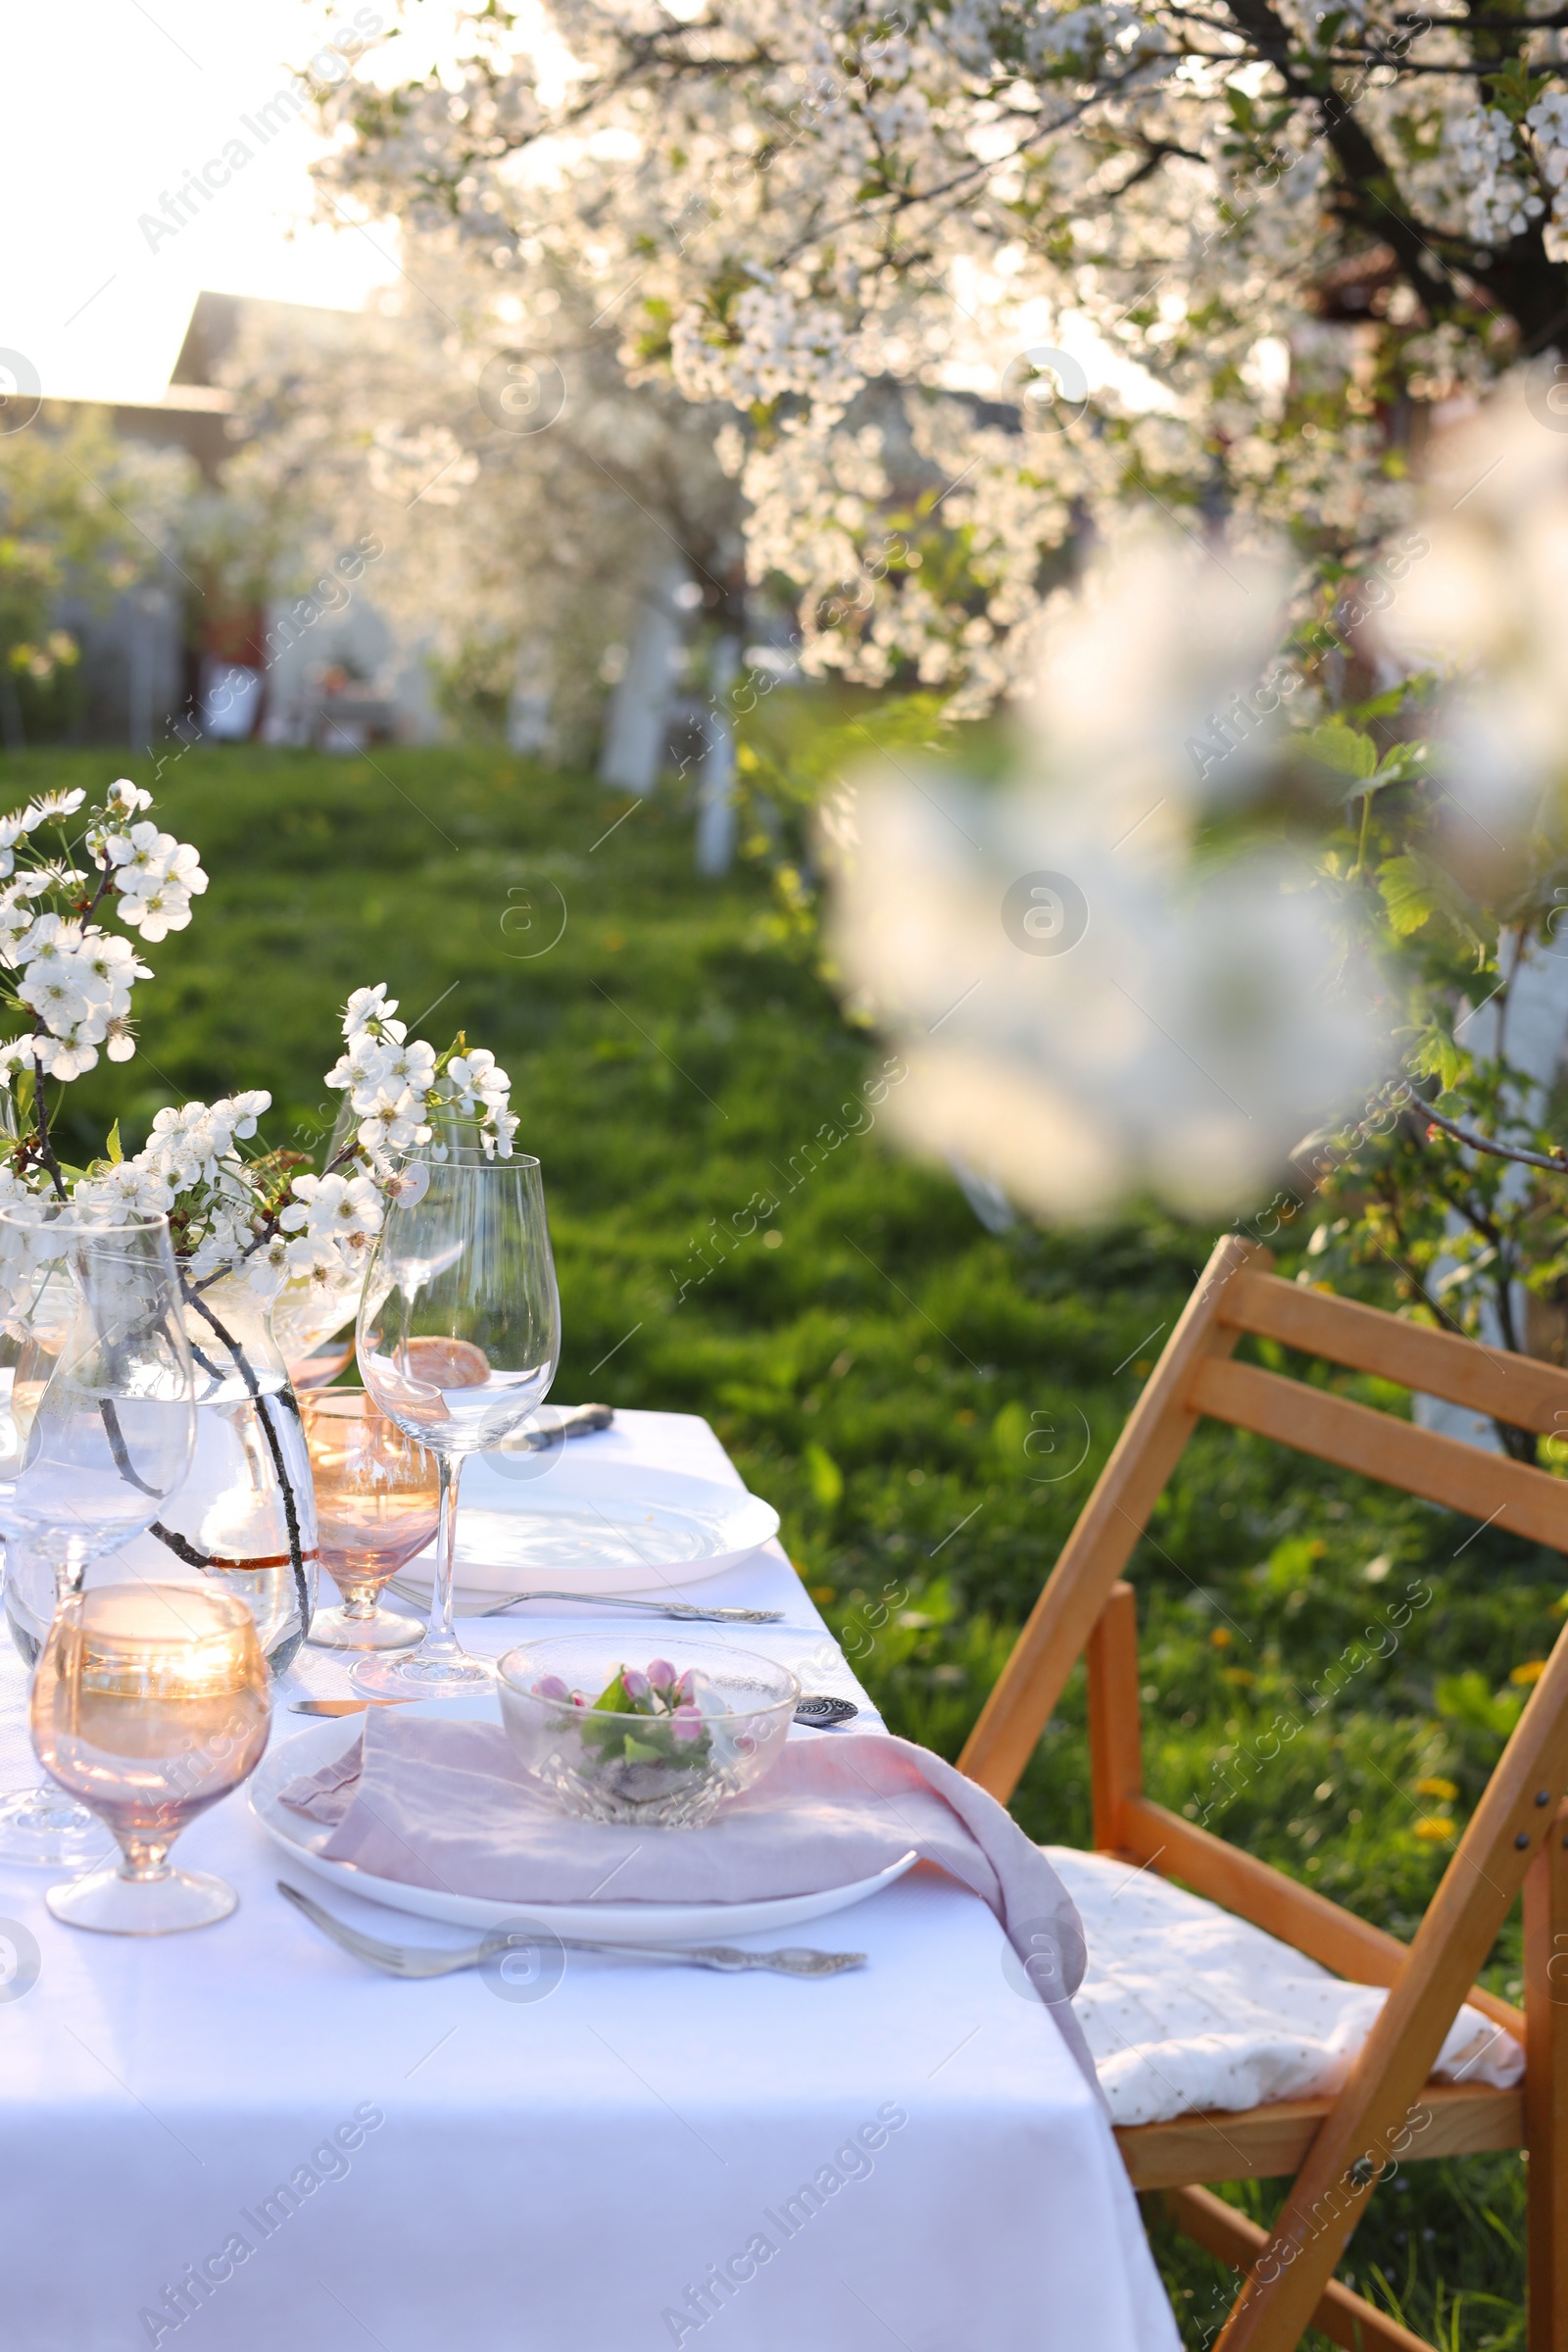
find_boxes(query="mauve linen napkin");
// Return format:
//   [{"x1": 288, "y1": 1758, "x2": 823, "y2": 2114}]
[{"x1": 280, "y1": 1714, "x2": 1100, "y2": 2093}]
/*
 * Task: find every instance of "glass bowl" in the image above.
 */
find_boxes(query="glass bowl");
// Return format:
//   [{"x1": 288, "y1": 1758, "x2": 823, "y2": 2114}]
[{"x1": 496, "y1": 1635, "x2": 800, "y2": 1827}]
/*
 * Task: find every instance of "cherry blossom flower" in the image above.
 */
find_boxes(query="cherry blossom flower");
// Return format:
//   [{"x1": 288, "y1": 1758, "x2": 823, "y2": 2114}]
[{"x1": 343, "y1": 983, "x2": 398, "y2": 1037}]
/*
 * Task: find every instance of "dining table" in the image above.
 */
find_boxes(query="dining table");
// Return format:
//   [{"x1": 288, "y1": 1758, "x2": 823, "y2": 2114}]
[{"x1": 0, "y1": 1406, "x2": 1178, "y2": 2352}]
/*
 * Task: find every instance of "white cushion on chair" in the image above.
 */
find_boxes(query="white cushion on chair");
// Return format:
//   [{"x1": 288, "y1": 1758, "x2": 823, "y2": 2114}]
[{"x1": 1044, "y1": 1845, "x2": 1525, "y2": 2128}]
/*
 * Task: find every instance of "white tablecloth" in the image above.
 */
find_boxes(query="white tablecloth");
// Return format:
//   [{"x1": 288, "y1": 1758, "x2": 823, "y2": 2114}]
[{"x1": 0, "y1": 1409, "x2": 1176, "y2": 2352}]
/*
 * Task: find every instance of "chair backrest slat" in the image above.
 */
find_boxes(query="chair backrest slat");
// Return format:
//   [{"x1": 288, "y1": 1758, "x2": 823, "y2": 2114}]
[
  {"x1": 1190, "y1": 1356, "x2": 1568, "y2": 1552},
  {"x1": 1223, "y1": 1269, "x2": 1568, "y2": 1438}
]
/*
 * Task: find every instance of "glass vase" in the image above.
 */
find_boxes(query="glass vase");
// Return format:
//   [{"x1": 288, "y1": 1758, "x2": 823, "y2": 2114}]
[{"x1": 105, "y1": 1278, "x2": 318, "y2": 1674}]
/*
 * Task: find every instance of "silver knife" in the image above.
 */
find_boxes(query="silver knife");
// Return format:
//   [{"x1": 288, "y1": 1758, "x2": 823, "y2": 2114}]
[{"x1": 499, "y1": 1402, "x2": 613, "y2": 1451}]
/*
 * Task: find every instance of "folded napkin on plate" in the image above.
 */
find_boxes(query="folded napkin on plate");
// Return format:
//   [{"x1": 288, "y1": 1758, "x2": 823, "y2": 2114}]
[{"x1": 280, "y1": 1714, "x2": 1098, "y2": 2091}]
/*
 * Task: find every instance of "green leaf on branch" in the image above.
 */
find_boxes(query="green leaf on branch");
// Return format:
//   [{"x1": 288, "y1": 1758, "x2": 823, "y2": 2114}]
[
  {"x1": 105, "y1": 1120, "x2": 122, "y2": 1164},
  {"x1": 1377, "y1": 854, "x2": 1485, "y2": 950},
  {"x1": 1486, "y1": 54, "x2": 1552, "y2": 122},
  {"x1": 1409, "y1": 1025, "x2": 1463, "y2": 1093},
  {"x1": 1366, "y1": 741, "x2": 1429, "y2": 791},
  {"x1": 1300, "y1": 720, "x2": 1377, "y2": 780}
]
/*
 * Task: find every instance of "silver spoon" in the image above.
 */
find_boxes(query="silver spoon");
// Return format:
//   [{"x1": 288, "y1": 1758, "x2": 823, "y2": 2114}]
[{"x1": 277, "y1": 1882, "x2": 865, "y2": 1979}]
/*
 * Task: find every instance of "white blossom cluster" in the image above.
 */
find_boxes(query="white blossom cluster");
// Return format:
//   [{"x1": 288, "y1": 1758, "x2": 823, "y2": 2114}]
[
  {"x1": 1525, "y1": 91, "x2": 1568, "y2": 242},
  {"x1": 671, "y1": 285, "x2": 869, "y2": 416},
  {"x1": 825, "y1": 527, "x2": 1388, "y2": 1217},
  {"x1": 1379, "y1": 384, "x2": 1568, "y2": 830},
  {"x1": 65, "y1": 979, "x2": 520, "y2": 1295},
  {"x1": 1449, "y1": 109, "x2": 1544, "y2": 243},
  {"x1": 0, "y1": 776, "x2": 521, "y2": 1308},
  {"x1": 0, "y1": 777, "x2": 206, "y2": 1088},
  {"x1": 325, "y1": 983, "x2": 519, "y2": 1161},
  {"x1": 74, "y1": 1091, "x2": 299, "y2": 1289}
]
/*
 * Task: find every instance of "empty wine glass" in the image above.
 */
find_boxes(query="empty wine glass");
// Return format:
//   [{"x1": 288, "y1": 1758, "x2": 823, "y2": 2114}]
[
  {"x1": 301, "y1": 1390, "x2": 437, "y2": 1649},
  {"x1": 0, "y1": 1204, "x2": 196, "y2": 1865},
  {"x1": 33, "y1": 1584, "x2": 270, "y2": 1935},
  {"x1": 353, "y1": 1148, "x2": 560, "y2": 1695}
]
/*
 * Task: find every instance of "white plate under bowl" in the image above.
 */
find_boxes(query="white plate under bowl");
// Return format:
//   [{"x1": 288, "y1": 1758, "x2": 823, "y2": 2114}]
[
  {"x1": 250, "y1": 1698, "x2": 916, "y2": 1944},
  {"x1": 393, "y1": 1457, "x2": 780, "y2": 1600}
]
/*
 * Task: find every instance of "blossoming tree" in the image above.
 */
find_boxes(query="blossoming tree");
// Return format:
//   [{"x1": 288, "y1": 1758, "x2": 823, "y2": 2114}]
[
  {"x1": 310, "y1": 7, "x2": 1568, "y2": 1421},
  {"x1": 316, "y1": 0, "x2": 1568, "y2": 708}
]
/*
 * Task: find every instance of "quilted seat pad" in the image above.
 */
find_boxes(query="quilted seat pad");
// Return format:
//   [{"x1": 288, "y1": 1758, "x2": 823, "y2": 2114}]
[{"x1": 1045, "y1": 1845, "x2": 1524, "y2": 2128}]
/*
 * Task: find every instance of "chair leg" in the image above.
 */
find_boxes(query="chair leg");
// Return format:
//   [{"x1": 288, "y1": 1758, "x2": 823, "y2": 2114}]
[
  {"x1": 1163, "y1": 2186, "x2": 1434, "y2": 2352},
  {"x1": 1526, "y1": 1800, "x2": 1568, "y2": 2352},
  {"x1": 1087, "y1": 1580, "x2": 1143, "y2": 1852}
]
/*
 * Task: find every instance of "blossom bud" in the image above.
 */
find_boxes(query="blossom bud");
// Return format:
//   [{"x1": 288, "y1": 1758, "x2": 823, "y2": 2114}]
[
  {"x1": 531, "y1": 1674, "x2": 570, "y2": 1702},
  {"x1": 671, "y1": 1705, "x2": 704, "y2": 1745},
  {"x1": 620, "y1": 1667, "x2": 651, "y2": 1703}
]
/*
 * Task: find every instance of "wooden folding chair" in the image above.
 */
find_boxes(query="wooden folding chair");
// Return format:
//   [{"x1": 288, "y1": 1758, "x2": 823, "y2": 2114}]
[{"x1": 959, "y1": 1235, "x2": 1568, "y2": 2352}]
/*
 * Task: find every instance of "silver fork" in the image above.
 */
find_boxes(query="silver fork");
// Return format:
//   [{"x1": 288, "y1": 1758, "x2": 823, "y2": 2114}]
[
  {"x1": 387, "y1": 1579, "x2": 783, "y2": 1625},
  {"x1": 277, "y1": 1882, "x2": 865, "y2": 1979}
]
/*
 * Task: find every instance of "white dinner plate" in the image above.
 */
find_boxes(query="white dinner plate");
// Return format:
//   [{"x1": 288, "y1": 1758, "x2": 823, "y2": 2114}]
[
  {"x1": 250, "y1": 1699, "x2": 917, "y2": 1945},
  {"x1": 392, "y1": 1455, "x2": 781, "y2": 1600}
]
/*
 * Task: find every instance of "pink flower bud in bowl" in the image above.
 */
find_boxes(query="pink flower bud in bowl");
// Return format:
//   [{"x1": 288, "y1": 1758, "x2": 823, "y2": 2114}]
[{"x1": 498, "y1": 1636, "x2": 800, "y2": 1826}]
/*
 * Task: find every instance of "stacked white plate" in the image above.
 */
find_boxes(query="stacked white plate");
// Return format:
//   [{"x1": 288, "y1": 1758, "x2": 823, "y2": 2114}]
[
  {"x1": 391, "y1": 1454, "x2": 781, "y2": 1609},
  {"x1": 252, "y1": 1695, "x2": 916, "y2": 1942}
]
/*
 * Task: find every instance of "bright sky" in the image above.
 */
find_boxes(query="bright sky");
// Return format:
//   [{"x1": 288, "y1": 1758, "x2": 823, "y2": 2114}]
[{"x1": 0, "y1": 1, "x2": 450, "y2": 405}]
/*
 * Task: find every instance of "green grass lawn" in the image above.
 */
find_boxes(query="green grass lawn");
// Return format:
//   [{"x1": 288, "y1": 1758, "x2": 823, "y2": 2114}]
[{"x1": 10, "y1": 740, "x2": 1562, "y2": 2348}]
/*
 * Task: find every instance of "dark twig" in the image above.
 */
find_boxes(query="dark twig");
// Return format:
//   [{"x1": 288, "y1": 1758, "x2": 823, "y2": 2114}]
[
  {"x1": 1415, "y1": 1100, "x2": 1568, "y2": 1174},
  {"x1": 176, "y1": 1279, "x2": 310, "y2": 1629}
]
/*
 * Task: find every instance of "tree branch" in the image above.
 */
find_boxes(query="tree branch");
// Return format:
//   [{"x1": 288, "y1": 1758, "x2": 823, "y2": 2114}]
[{"x1": 1415, "y1": 1099, "x2": 1568, "y2": 1172}]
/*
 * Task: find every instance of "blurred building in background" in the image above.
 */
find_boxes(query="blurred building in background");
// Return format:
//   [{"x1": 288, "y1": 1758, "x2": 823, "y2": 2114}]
[{"x1": 30, "y1": 291, "x2": 440, "y2": 757}]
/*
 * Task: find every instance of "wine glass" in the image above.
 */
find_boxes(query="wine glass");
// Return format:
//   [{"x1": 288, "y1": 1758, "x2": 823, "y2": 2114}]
[
  {"x1": 353, "y1": 1148, "x2": 560, "y2": 1695},
  {"x1": 0, "y1": 1204, "x2": 196, "y2": 1865},
  {"x1": 300, "y1": 1390, "x2": 438, "y2": 1649},
  {"x1": 33, "y1": 1584, "x2": 269, "y2": 1934}
]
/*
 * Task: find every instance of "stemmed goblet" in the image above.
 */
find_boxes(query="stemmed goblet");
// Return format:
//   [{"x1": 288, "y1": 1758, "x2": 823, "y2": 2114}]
[
  {"x1": 300, "y1": 1390, "x2": 438, "y2": 1649},
  {"x1": 34, "y1": 1584, "x2": 269, "y2": 1934},
  {"x1": 353, "y1": 1148, "x2": 560, "y2": 1695},
  {"x1": 0, "y1": 1204, "x2": 196, "y2": 1864}
]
